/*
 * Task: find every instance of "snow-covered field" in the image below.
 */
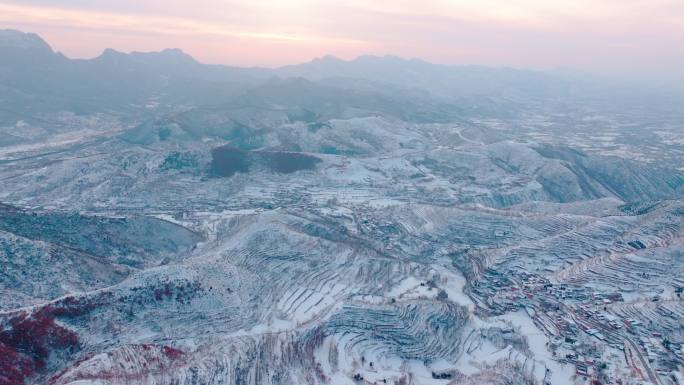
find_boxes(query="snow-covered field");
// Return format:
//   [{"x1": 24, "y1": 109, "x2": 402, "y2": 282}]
[{"x1": 1, "y1": 110, "x2": 683, "y2": 385}]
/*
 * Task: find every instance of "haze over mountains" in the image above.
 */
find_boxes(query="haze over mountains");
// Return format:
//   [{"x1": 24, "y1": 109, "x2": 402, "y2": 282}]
[
  {"x1": 2, "y1": 29, "x2": 680, "y2": 126},
  {"x1": 1, "y1": 28, "x2": 684, "y2": 385}
]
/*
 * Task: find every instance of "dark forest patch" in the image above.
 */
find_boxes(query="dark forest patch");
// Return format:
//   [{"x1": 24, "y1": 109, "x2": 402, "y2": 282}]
[
  {"x1": 209, "y1": 146, "x2": 321, "y2": 177},
  {"x1": 209, "y1": 145, "x2": 251, "y2": 177},
  {"x1": 255, "y1": 151, "x2": 322, "y2": 174}
]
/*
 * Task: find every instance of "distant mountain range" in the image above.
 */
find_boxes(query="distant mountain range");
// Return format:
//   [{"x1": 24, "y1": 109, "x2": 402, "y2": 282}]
[{"x1": 0, "y1": 29, "x2": 680, "y2": 126}]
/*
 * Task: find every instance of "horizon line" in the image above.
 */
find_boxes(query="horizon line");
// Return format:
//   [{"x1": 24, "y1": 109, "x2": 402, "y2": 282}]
[{"x1": 2, "y1": 27, "x2": 584, "y2": 74}]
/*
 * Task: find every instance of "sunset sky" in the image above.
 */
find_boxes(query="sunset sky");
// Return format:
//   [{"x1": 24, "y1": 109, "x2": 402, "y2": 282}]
[{"x1": 1, "y1": 0, "x2": 683, "y2": 77}]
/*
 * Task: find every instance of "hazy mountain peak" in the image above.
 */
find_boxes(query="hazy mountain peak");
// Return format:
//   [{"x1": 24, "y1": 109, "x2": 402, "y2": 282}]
[
  {"x1": 99, "y1": 47, "x2": 125, "y2": 57},
  {"x1": 130, "y1": 48, "x2": 199, "y2": 67},
  {"x1": 132, "y1": 47, "x2": 192, "y2": 58},
  {"x1": 311, "y1": 54, "x2": 343, "y2": 63},
  {"x1": 355, "y1": 54, "x2": 405, "y2": 62},
  {"x1": 161, "y1": 47, "x2": 190, "y2": 56},
  {"x1": 0, "y1": 29, "x2": 53, "y2": 54},
  {"x1": 96, "y1": 47, "x2": 197, "y2": 63},
  {"x1": 287, "y1": 54, "x2": 346, "y2": 70}
]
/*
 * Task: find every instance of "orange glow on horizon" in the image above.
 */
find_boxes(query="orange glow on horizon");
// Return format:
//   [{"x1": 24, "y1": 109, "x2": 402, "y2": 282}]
[{"x1": 0, "y1": 0, "x2": 682, "y2": 73}]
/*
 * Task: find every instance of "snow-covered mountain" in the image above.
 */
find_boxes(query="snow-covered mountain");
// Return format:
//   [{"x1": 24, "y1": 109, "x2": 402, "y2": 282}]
[{"x1": 1, "y1": 30, "x2": 684, "y2": 385}]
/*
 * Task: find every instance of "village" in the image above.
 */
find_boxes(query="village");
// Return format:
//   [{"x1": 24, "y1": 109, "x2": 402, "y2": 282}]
[{"x1": 468, "y1": 268, "x2": 684, "y2": 385}]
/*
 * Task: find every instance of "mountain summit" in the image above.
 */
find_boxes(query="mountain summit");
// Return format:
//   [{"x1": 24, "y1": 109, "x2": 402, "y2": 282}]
[{"x1": 0, "y1": 29, "x2": 53, "y2": 53}]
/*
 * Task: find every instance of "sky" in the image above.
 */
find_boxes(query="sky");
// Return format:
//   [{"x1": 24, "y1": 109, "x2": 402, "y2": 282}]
[{"x1": 0, "y1": 0, "x2": 683, "y2": 78}]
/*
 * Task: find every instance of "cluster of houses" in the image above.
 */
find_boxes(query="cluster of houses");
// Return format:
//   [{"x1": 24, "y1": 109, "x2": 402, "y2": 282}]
[{"x1": 468, "y1": 267, "x2": 684, "y2": 385}]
